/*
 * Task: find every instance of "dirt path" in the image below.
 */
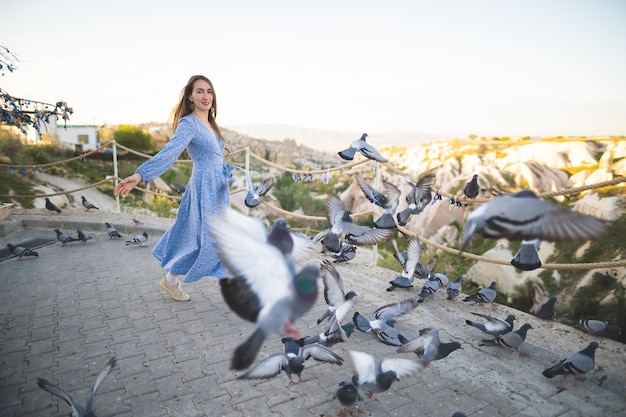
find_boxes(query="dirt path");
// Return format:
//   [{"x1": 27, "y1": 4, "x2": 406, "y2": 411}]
[{"x1": 31, "y1": 172, "x2": 118, "y2": 212}]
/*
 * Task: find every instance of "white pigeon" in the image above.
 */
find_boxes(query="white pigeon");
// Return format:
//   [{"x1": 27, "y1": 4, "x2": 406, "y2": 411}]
[
  {"x1": 348, "y1": 350, "x2": 422, "y2": 398},
  {"x1": 125, "y1": 232, "x2": 148, "y2": 246}
]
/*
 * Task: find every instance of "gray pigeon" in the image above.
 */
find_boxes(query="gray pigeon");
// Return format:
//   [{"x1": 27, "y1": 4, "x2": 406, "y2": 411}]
[
  {"x1": 76, "y1": 230, "x2": 93, "y2": 244},
  {"x1": 237, "y1": 337, "x2": 343, "y2": 383},
  {"x1": 463, "y1": 174, "x2": 480, "y2": 199},
  {"x1": 355, "y1": 177, "x2": 400, "y2": 229},
  {"x1": 37, "y1": 355, "x2": 117, "y2": 417},
  {"x1": 211, "y1": 208, "x2": 319, "y2": 370},
  {"x1": 463, "y1": 281, "x2": 497, "y2": 304},
  {"x1": 105, "y1": 222, "x2": 122, "y2": 239},
  {"x1": 446, "y1": 275, "x2": 464, "y2": 300},
  {"x1": 396, "y1": 173, "x2": 434, "y2": 226},
  {"x1": 338, "y1": 133, "x2": 387, "y2": 163},
  {"x1": 317, "y1": 260, "x2": 357, "y2": 325},
  {"x1": 458, "y1": 190, "x2": 609, "y2": 258},
  {"x1": 55, "y1": 229, "x2": 80, "y2": 246},
  {"x1": 230, "y1": 165, "x2": 275, "y2": 208},
  {"x1": 299, "y1": 320, "x2": 355, "y2": 348},
  {"x1": 333, "y1": 380, "x2": 364, "y2": 415},
  {"x1": 169, "y1": 183, "x2": 186, "y2": 194},
  {"x1": 396, "y1": 327, "x2": 462, "y2": 364},
  {"x1": 574, "y1": 319, "x2": 621, "y2": 337},
  {"x1": 45, "y1": 197, "x2": 62, "y2": 213},
  {"x1": 543, "y1": 341, "x2": 599, "y2": 380},
  {"x1": 353, "y1": 298, "x2": 418, "y2": 346},
  {"x1": 81, "y1": 196, "x2": 99, "y2": 211},
  {"x1": 511, "y1": 239, "x2": 542, "y2": 270},
  {"x1": 6, "y1": 243, "x2": 39, "y2": 259},
  {"x1": 330, "y1": 242, "x2": 357, "y2": 263},
  {"x1": 417, "y1": 272, "x2": 448, "y2": 303},
  {"x1": 465, "y1": 312, "x2": 516, "y2": 337},
  {"x1": 535, "y1": 296, "x2": 557, "y2": 320},
  {"x1": 479, "y1": 323, "x2": 533, "y2": 356},
  {"x1": 348, "y1": 350, "x2": 423, "y2": 398},
  {"x1": 125, "y1": 232, "x2": 148, "y2": 246},
  {"x1": 387, "y1": 237, "x2": 421, "y2": 291}
]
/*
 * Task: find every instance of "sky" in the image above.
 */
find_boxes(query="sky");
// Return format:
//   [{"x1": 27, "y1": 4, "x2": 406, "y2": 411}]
[{"x1": 2, "y1": 0, "x2": 626, "y2": 139}]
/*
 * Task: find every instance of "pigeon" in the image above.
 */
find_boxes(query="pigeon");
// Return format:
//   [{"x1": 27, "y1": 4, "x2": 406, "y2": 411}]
[
  {"x1": 333, "y1": 380, "x2": 364, "y2": 416},
  {"x1": 574, "y1": 319, "x2": 621, "y2": 337},
  {"x1": 479, "y1": 323, "x2": 533, "y2": 356},
  {"x1": 338, "y1": 133, "x2": 387, "y2": 163},
  {"x1": 105, "y1": 222, "x2": 122, "y2": 239},
  {"x1": 353, "y1": 298, "x2": 418, "y2": 346},
  {"x1": 76, "y1": 230, "x2": 93, "y2": 244},
  {"x1": 237, "y1": 337, "x2": 343, "y2": 383},
  {"x1": 355, "y1": 177, "x2": 400, "y2": 229},
  {"x1": 463, "y1": 174, "x2": 480, "y2": 199},
  {"x1": 55, "y1": 229, "x2": 80, "y2": 246},
  {"x1": 330, "y1": 243, "x2": 357, "y2": 263},
  {"x1": 396, "y1": 173, "x2": 435, "y2": 226},
  {"x1": 422, "y1": 255, "x2": 439, "y2": 279},
  {"x1": 511, "y1": 239, "x2": 542, "y2": 270},
  {"x1": 317, "y1": 260, "x2": 357, "y2": 325},
  {"x1": 6, "y1": 243, "x2": 39, "y2": 259},
  {"x1": 458, "y1": 190, "x2": 609, "y2": 258},
  {"x1": 446, "y1": 275, "x2": 464, "y2": 300},
  {"x1": 81, "y1": 196, "x2": 99, "y2": 211},
  {"x1": 230, "y1": 165, "x2": 275, "y2": 208},
  {"x1": 348, "y1": 350, "x2": 423, "y2": 398},
  {"x1": 534, "y1": 296, "x2": 557, "y2": 320},
  {"x1": 125, "y1": 232, "x2": 148, "y2": 246},
  {"x1": 324, "y1": 195, "x2": 394, "y2": 250},
  {"x1": 67, "y1": 194, "x2": 77, "y2": 207},
  {"x1": 45, "y1": 197, "x2": 62, "y2": 213},
  {"x1": 463, "y1": 281, "x2": 497, "y2": 304},
  {"x1": 211, "y1": 207, "x2": 319, "y2": 370},
  {"x1": 417, "y1": 272, "x2": 448, "y2": 303},
  {"x1": 452, "y1": 413, "x2": 467, "y2": 417},
  {"x1": 37, "y1": 355, "x2": 117, "y2": 417},
  {"x1": 169, "y1": 183, "x2": 187, "y2": 194},
  {"x1": 542, "y1": 341, "x2": 599, "y2": 380},
  {"x1": 298, "y1": 321, "x2": 355, "y2": 348},
  {"x1": 387, "y1": 237, "x2": 421, "y2": 291},
  {"x1": 396, "y1": 327, "x2": 462, "y2": 364},
  {"x1": 465, "y1": 312, "x2": 517, "y2": 337}
]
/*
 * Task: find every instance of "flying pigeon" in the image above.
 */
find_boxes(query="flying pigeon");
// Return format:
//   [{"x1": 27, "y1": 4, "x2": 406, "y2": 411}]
[
  {"x1": 446, "y1": 275, "x2": 464, "y2": 300},
  {"x1": 355, "y1": 177, "x2": 400, "y2": 229},
  {"x1": 81, "y1": 196, "x2": 99, "y2": 211},
  {"x1": 330, "y1": 243, "x2": 357, "y2": 263},
  {"x1": 55, "y1": 229, "x2": 80, "y2": 246},
  {"x1": 6, "y1": 243, "x2": 39, "y2": 259},
  {"x1": 458, "y1": 190, "x2": 609, "y2": 258},
  {"x1": 511, "y1": 239, "x2": 542, "y2": 270},
  {"x1": 534, "y1": 296, "x2": 557, "y2": 320},
  {"x1": 542, "y1": 341, "x2": 599, "y2": 380},
  {"x1": 37, "y1": 355, "x2": 117, "y2": 417},
  {"x1": 574, "y1": 319, "x2": 621, "y2": 337},
  {"x1": 45, "y1": 197, "x2": 62, "y2": 214},
  {"x1": 338, "y1": 133, "x2": 387, "y2": 163},
  {"x1": 417, "y1": 272, "x2": 448, "y2": 303},
  {"x1": 463, "y1": 281, "x2": 497, "y2": 304},
  {"x1": 353, "y1": 298, "x2": 418, "y2": 346},
  {"x1": 387, "y1": 237, "x2": 421, "y2": 291},
  {"x1": 465, "y1": 312, "x2": 517, "y2": 338},
  {"x1": 105, "y1": 222, "x2": 122, "y2": 239},
  {"x1": 396, "y1": 173, "x2": 434, "y2": 226},
  {"x1": 317, "y1": 260, "x2": 357, "y2": 325},
  {"x1": 125, "y1": 232, "x2": 148, "y2": 246},
  {"x1": 298, "y1": 321, "x2": 355, "y2": 348},
  {"x1": 237, "y1": 337, "x2": 343, "y2": 383},
  {"x1": 463, "y1": 174, "x2": 480, "y2": 199},
  {"x1": 396, "y1": 327, "x2": 462, "y2": 364},
  {"x1": 230, "y1": 165, "x2": 275, "y2": 208},
  {"x1": 333, "y1": 380, "x2": 364, "y2": 417},
  {"x1": 211, "y1": 207, "x2": 319, "y2": 370},
  {"x1": 479, "y1": 323, "x2": 533, "y2": 357},
  {"x1": 76, "y1": 230, "x2": 93, "y2": 244}
]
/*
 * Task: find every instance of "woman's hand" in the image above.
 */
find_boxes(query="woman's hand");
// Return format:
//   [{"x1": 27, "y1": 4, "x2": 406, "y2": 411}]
[{"x1": 114, "y1": 173, "x2": 142, "y2": 197}]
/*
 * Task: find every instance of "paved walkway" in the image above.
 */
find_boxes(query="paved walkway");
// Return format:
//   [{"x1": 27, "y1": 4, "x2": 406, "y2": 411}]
[{"x1": 0, "y1": 210, "x2": 625, "y2": 417}]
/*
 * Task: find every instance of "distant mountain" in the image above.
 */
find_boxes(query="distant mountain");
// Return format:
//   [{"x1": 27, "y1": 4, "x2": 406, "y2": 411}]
[{"x1": 224, "y1": 123, "x2": 445, "y2": 151}]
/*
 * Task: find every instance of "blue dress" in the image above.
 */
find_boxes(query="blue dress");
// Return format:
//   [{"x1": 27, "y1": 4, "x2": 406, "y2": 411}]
[{"x1": 135, "y1": 114, "x2": 231, "y2": 282}]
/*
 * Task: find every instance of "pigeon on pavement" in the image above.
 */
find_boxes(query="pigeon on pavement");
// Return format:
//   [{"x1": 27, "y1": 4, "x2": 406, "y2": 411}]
[
  {"x1": 237, "y1": 337, "x2": 343, "y2": 383},
  {"x1": 55, "y1": 229, "x2": 80, "y2": 246},
  {"x1": 37, "y1": 355, "x2": 117, "y2": 417},
  {"x1": 105, "y1": 222, "x2": 122, "y2": 239},
  {"x1": 317, "y1": 260, "x2": 357, "y2": 325},
  {"x1": 574, "y1": 319, "x2": 621, "y2": 337},
  {"x1": 446, "y1": 275, "x2": 464, "y2": 300},
  {"x1": 81, "y1": 196, "x2": 99, "y2": 211},
  {"x1": 45, "y1": 197, "x2": 62, "y2": 214},
  {"x1": 6, "y1": 243, "x2": 39, "y2": 259},
  {"x1": 348, "y1": 350, "x2": 423, "y2": 398},
  {"x1": 333, "y1": 380, "x2": 364, "y2": 416},
  {"x1": 463, "y1": 281, "x2": 497, "y2": 304},
  {"x1": 338, "y1": 133, "x2": 387, "y2": 163},
  {"x1": 387, "y1": 237, "x2": 421, "y2": 291},
  {"x1": 542, "y1": 341, "x2": 599, "y2": 380},
  {"x1": 458, "y1": 190, "x2": 609, "y2": 258},
  {"x1": 355, "y1": 177, "x2": 400, "y2": 229},
  {"x1": 479, "y1": 323, "x2": 533, "y2": 356},
  {"x1": 511, "y1": 239, "x2": 542, "y2": 271},
  {"x1": 463, "y1": 174, "x2": 480, "y2": 199},
  {"x1": 396, "y1": 327, "x2": 462, "y2": 364},
  {"x1": 330, "y1": 243, "x2": 357, "y2": 263},
  {"x1": 465, "y1": 312, "x2": 516, "y2": 337},
  {"x1": 396, "y1": 173, "x2": 434, "y2": 226},
  {"x1": 353, "y1": 298, "x2": 418, "y2": 346},
  {"x1": 76, "y1": 230, "x2": 93, "y2": 244},
  {"x1": 534, "y1": 296, "x2": 557, "y2": 320},
  {"x1": 125, "y1": 232, "x2": 148, "y2": 246},
  {"x1": 417, "y1": 272, "x2": 448, "y2": 303}
]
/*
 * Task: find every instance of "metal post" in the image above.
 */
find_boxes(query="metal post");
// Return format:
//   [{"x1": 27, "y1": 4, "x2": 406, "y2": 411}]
[
  {"x1": 112, "y1": 140, "x2": 120, "y2": 213},
  {"x1": 244, "y1": 147, "x2": 250, "y2": 215}
]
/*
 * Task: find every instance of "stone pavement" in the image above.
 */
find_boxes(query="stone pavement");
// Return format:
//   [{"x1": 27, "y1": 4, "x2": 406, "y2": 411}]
[{"x1": 0, "y1": 210, "x2": 625, "y2": 417}]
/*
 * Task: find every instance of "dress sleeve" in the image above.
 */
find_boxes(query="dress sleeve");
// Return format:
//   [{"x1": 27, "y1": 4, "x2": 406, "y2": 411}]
[{"x1": 135, "y1": 117, "x2": 194, "y2": 182}]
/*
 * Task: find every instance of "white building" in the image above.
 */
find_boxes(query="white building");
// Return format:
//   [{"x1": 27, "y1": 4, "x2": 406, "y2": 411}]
[{"x1": 24, "y1": 114, "x2": 101, "y2": 152}]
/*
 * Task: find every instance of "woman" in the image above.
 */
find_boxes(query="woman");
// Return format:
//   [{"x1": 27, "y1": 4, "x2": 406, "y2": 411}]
[{"x1": 114, "y1": 75, "x2": 231, "y2": 301}]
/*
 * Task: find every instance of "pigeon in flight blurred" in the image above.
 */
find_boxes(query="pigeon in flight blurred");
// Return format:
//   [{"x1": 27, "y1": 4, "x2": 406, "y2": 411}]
[
  {"x1": 237, "y1": 337, "x2": 343, "y2": 383},
  {"x1": 212, "y1": 207, "x2": 319, "y2": 370},
  {"x1": 330, "y1": 242, "x2": 357, "y2": 263},
  {"x1": 37, "y1": 355, "x2": 117, "y2": 417},
  {"x1": 542, "y1": 341, "x2": 599, "y2": 380},
  {"x1": 396, "y1": 327, "x2": 462, "y2": 364},
  {"x1": 81, "y1": 196, "x2": 99, "y2": 211},
  {"x1": 338, "y1": 133, "x2": 387, "y2": 163},
  {"x1": 511, "y1": 239, "x2": 542, "y2": 271},
  {"x1": 534, "y1": 296, "x2": 557, "y2": 320},
  {"x1": 353, "y1": 298, "x2": 418, "y2": 346},
  {"x1": 446, "y1": 275, "x2": 464, "y2": 301},
  {"x1": 387, "y1": 237, "x2": 421, "y2": 291},
  {"x1": 574, "y1": 319, "x2": 621, "y2": 337},
  {"x1": 105, "y1": 222, "x2": 122, "y2": 239},
  {"x1": 396, "y1": 173, "x2": 434, "y2": 226},
  {"x1": 465, "y1": 312, "x2": 516, "y2": 338},
  {"x1": 45, "y1": 197, "x2": 62, "y2": 214},
  {"x1": 463, "y1": 281, "x2": 497, "y2": 304},
  {"x1": 463, "y1": 174, "x2": 480, "y2": 199},
  {"x1": 125, "y1": 232, "x2": 148, "y2": 246},
  {"x1": 317, "y1": 260, "x2": 357, "y2": 325},
  {"x1": 479, "y1": 323, "x2": 533, "y2": 357},
  {"x1": 458, "y1": 190, "x2": 609, "y2": 258},
  {"x1": 55, "y1": 229, "x2": 80, "y2": 246},
  {"x1": 6, "y1": 243, "x2": 39, "y2": 259},
  {"x1": 230, "y1": 165, "x2": 275, "y2": 208},
  {"x1": 355, "y1": 177, "x2": 400, "y2": 229},
  {"x1": 77, "y1": 230, "x2": 93, "y2": 244}
]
